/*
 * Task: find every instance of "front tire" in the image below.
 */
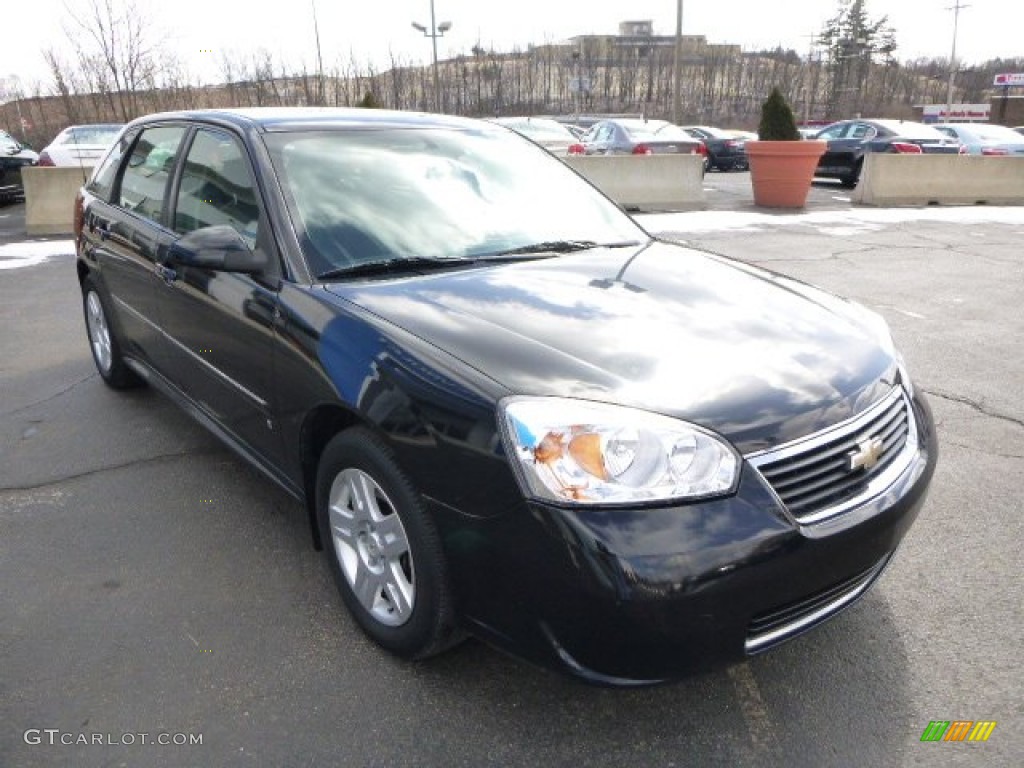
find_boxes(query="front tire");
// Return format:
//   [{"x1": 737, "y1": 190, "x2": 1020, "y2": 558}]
[
  {"x1": 840, "y1": 160, "x2": 863, "y2": 188},
  {"x1": 316, "y1": 428, "x2": 462, "y2": 659},
  {"x1": 82, "y1": 277, "x2": 143, "y2": 389}
]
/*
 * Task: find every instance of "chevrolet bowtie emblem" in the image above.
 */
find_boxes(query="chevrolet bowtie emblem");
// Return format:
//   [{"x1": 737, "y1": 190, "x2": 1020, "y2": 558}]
[{"x1": 848, "y1": 436, "x2": 885, "y2": 472}]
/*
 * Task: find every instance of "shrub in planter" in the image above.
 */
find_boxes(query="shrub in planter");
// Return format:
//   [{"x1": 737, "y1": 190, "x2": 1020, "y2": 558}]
[{"x1": 747, "y1": 87, "x2": 825, "y2": 208}]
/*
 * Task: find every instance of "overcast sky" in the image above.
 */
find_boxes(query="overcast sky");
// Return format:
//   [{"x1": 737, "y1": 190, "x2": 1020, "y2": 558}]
[{"x1": 1, "y1": 0, "x2": 1019, "y2": 93}]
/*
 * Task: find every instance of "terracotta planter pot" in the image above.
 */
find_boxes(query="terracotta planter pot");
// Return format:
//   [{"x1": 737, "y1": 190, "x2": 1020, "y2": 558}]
[{"x1": 746, "y1": 140, "x2": 826, "y2": 208}]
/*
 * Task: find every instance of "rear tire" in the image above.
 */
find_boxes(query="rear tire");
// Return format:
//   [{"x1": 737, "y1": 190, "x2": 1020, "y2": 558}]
[
  {"x1": 82, "y1": 276, "x2": 143, "y2": 389},
  {"x1": 316, "y1": 428, "x2": 462, "y2": 659}
]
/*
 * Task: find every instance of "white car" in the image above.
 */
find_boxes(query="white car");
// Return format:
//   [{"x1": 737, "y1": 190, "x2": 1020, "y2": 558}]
[
  {"x1": 37, "y1": 124, "x2": 123, "y2": 168},
  {"x1": 488, "y1": 117, "x2": 584, "y2": 156}
]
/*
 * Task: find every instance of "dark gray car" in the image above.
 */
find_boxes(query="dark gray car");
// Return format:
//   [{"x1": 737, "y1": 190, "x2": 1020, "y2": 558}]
[
  {"x1": 0, "y1": 130, "x2": 38, "y2": 202},
  {"x1": 813, "y1": 119, "x2": 962, "y2": 187}
]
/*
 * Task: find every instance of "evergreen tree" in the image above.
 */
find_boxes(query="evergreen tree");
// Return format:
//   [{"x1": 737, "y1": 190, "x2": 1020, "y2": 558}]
[
  {"x1": 758, "y1": 87, "x2": 800, "y2": 141},
  {"x1": 358, "y1": 91, "x2": 381, "y2": 108},
  {"x1": 818, "y1": 0, "x2": 897, "y2": 118}
]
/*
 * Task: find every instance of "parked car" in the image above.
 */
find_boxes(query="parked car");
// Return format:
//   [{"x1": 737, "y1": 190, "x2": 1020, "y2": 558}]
[
  {"x1": 680, "y1": 125, "x2": 748, "y2": 171},
  {"x1": 797, "y1": 126, "x2": 821, "y2": 140},
  {"x1": 76, "y1": 108, "x2": 936, "y2": 684},
  {"x1": 488, "y1": 116, "x2": 584, "y2": 156},
  {"x1": 813, "y1": 119, "x2": 962, "y2": 187},
  {"x1": 933, "y1": 123, "x2": 1024, "y2": 156},
  {"x1": 38, "y1": 123, "x2": 123, "y2": 167},
  {"x1": 0, "y1": 129, "x2": 38, "y2": 202},
  {"x1": 581, "y1": 118, "x2": 704, "y2": 158}
]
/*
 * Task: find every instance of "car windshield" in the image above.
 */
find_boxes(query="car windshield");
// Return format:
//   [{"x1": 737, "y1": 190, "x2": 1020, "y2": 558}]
[
  {"x1": 652, "y1": 125, "x2": 699, "y2": 141},
  {"x1": 876, "y1": 122, "x2": 950, "y2": 140},
  {"x1": 60, "y1": 125, "x2": 123, "y2": 145},
  {"x1": 617, "y1": 120, "x2": 673, "y2": 140},
  {"x1": 694, "y1": 127, "x2": 733, "y2": 139},
  {"x1": 964, "y1": 124, "x2": 1022, "y2": 141},
  {"x1": 503, "y1": 120, "x2": 574, "y2": 141},
  {"x1": 264, "y1": 127, "x2": 645, "y2": 277}
]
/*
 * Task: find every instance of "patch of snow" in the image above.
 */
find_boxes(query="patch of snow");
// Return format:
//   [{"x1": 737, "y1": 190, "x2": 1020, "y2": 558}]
[
  {"x1": 638, "y1": 206, "x2": 1024, "y2": 234},
  {"x1": 0, "y1": 240, "x2": 75, "y2": 270}
]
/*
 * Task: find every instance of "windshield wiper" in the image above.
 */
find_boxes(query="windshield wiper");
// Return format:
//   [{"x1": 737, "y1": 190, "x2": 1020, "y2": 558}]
[
  {"x1": 317, "y1": 256, "x2": 468, "y2": 280},
  {"x1": 482, "y1": 240, "x2": 644, "y2": 259}
]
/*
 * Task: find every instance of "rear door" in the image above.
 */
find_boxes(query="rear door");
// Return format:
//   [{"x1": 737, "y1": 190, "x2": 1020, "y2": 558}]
[
  {"x1": 155, "y1": 126, "x2": 283, "y2": 465},
  {"x1": 83, "y1": 125, "x2": 188, "y2": 366}
]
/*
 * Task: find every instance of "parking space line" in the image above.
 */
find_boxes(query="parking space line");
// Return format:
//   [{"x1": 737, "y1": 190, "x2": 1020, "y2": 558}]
[{"x1": 727, "y1": 663, "x2": 780, "y2": 758}]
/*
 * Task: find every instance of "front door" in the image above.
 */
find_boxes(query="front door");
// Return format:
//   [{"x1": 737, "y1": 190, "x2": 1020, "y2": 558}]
[{"x1": 154, "y1": 126, "x2": 283, "y2": 466}]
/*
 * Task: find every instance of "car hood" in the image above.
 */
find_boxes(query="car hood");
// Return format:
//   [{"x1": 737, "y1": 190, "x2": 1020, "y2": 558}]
[{"x1": 324, "y1": 240, "x2": 896, "y2": 453}]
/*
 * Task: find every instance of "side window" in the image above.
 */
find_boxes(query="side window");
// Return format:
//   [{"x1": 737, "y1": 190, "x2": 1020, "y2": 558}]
[
  {"x1": 173, "y1": 129, "x2": 259, "y2": 249},
  {"x1": 88, "y1": 129, "x2": 136, "y2": 202},
  {"x1": 817, "y1": 124, "x2": 847, "y2": 141},
  {"x1": 849, "y1": 123, "x2": 876, "y2": 140},
  {"x1": 118, "y1": 125, "x2": 187, "y2": 222}
]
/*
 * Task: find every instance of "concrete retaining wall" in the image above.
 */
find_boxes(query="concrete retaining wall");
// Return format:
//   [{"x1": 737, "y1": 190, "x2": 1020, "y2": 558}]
[
  {"x1": 23, "y1": 167, "x2": 93, "y2": 235},
  {"x1": 563, "y1": 154, "x2": 705, "y2": 211},
  {"x1": 854, "y1": 154, "x2": 1024, "y2": 206}
]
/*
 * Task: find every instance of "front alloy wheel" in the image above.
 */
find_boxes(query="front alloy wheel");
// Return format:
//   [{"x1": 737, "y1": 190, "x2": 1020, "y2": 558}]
[{"x1": 328, "y1": 467, "x2": 415, "y2": 627}]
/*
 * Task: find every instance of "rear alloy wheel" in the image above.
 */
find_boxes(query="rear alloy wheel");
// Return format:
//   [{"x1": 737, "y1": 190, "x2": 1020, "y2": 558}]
[
  {"x1": 316, "y1": 428, "x2": 462, "y2": 659},
  {"x1": 82, "y1": 277, "x2": 142, "y2": 389}
]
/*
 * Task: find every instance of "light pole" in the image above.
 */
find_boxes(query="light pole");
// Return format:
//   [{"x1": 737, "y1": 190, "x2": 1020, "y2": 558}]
[
  {"x1": 412, "y1": 1, "x2": 452, "y2": 113},
  {"x1": 672, "y1": 0, "x2": 683, "y2": 125},
  {"x1": 944, "y1": 1, "x2": 969, "y2": 124}
]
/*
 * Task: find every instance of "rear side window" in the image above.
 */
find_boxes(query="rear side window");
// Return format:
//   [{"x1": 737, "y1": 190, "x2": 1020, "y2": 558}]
[
  {"x1": 849, "y1": 124, "x2": 877, "y2": 140},
  {"x1": 118, "y1": 125, "x2": 187, "y2": 223},
  {"x1": 88, "y1": 129, "x2": 136, "y2": 202},
  {"x1": 173, "y1": 129, "x2": 260, "y2": 248}
]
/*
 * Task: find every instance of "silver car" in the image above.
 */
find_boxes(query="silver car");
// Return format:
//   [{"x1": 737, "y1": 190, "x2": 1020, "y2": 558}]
[
  {"x1": 581, "y1": 119, "x2": 703, "y2": 157},
  {"x1": 933, "y1": 123, "x2": 1024, "y2": 156}
]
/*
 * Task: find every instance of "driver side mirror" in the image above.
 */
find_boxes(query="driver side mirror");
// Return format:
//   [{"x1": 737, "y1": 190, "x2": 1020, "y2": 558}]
[{"x1": 167, "y1": 225, "x2": 267, "y2": 273}]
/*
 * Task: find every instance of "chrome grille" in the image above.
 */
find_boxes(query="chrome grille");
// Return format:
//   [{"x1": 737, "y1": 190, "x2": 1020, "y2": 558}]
[{"x1": 747, "y1": 388, "x2": 913, "y2": 524}]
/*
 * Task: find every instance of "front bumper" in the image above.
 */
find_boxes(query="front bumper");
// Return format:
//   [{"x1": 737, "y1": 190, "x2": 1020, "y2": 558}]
[{"x1": 433, "y1": 391, "x2": 937, "y2": 684}]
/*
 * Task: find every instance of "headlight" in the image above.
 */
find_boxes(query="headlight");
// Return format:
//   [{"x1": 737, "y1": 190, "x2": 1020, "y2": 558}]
[
  {"x1": 499, "y1": 398, "x2": 739, "y2": 506},
  {"x1": 895, "y1": 350, "x2": 914, "y2": 398}
]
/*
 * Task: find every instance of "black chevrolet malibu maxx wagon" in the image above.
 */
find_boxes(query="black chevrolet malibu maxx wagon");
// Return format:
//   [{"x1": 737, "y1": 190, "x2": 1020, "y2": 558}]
[{"x1": 74, "y1": 108, "x2": 936, "y2": 684}]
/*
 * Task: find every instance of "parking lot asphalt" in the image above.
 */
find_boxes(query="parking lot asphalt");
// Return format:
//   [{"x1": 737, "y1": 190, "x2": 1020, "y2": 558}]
[{"x1": 2, "y1": 194, "x2": 1022, "y2": 767}]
